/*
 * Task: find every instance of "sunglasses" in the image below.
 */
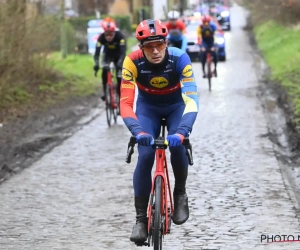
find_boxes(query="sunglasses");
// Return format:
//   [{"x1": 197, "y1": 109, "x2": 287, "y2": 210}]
[
  {"x1": 104, "y1": 32, "x2": 114, "y2": 37},
  {"x1": 142, "y1": 41, "x2": 166, "y2": 52}
]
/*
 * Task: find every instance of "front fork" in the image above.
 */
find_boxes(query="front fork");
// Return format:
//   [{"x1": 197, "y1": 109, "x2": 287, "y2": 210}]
[{"x1": 147, "y1": 150, "x2": 173, "y2": 239}]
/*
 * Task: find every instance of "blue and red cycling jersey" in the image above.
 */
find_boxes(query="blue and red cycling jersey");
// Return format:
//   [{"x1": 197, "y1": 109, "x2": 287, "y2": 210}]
[
  {"x1": 120, "y1": 47, "x2": 199, "y2": 137},
  {"x1": 165, "y1": 20, "x2": 186, "y2": 42}
]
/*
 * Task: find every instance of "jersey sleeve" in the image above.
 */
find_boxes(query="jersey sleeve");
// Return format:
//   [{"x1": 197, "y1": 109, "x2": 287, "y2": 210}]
[
  {"x1": 118, "y1": 32, "x2": 126, "y2": 61},
  {"x1": 211, "y1": 22, "x2": 217, "y2": 33},
  {"x1": 197, "y1": 26, "x2": 202, "y2": 44},
  {"x1": 94, "y1": 34, "x2": 104, "y2": 59},
  {"x1": 176, "y1": 53, "x2": 199, "y2": 137},
  {"x1": 179, "y1": 20, "x2": 186, "y2": 33},
  {"x1": 165, "y1": 22, "x2": 170, "y2": 29},
  {"x1": 120, "y1": 56, "x2": 144, "y2": 136}
]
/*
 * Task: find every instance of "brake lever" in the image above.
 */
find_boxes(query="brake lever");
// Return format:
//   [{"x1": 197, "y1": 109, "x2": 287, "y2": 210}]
[
  {"x1": 125, "y1": 136, "x2": 137, "y2": 163},
  {"x1": 182, "y1": 138, "x2": 194, "y2": 166},
  {"x1": 126, "y1": 146, "x2": 134, "y2": 163}
]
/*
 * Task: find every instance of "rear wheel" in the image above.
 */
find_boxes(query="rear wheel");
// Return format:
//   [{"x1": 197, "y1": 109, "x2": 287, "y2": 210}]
[
  {"x1": 153, "y1": 176, "x2": 163, "y2": 250},
  {"x1": 105, "y1": 85, "x2": 112, "y2": 127}
]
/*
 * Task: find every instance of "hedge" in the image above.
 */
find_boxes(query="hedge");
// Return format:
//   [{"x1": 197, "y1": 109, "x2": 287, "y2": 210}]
[{"x1": 68, "y1": 15, "x2": 131, "y2": 33}]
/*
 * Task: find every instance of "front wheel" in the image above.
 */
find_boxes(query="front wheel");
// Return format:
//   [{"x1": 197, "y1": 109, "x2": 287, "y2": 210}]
[
  {"x1": 112, "y1": 85, "x2": 118, "y2": 123},
  {"x1": 207, "y1": 57, "x2": 212, "y2": 91},
  {"x1": 153, "y1": 176, "x2": 163, "y2": 250},
  {"x1": 105, "y1": 85, "x2": 112, "y2": 127}
]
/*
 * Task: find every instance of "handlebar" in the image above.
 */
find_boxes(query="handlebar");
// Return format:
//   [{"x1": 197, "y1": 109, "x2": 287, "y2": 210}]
[{"x1": 125, "y1": 136, "x2": 194, "y2": 166}]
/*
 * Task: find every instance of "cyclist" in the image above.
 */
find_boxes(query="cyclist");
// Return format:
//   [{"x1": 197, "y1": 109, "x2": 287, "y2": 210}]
[
  {"x1": 165, "y1": 10, "x2": 188, "y2": 52},
  {"x1": 120, "y1": 19, "x2": 199, "y2": 244},
  {"x1": 197, "y1": 15, "x2": 218, "y2": 78},
  {"x1": 93, "y1": 17, "x2": 126, "y2": 102}
]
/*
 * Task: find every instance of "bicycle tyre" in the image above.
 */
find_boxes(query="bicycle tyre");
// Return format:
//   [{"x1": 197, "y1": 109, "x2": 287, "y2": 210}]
[
  {"x1": 105, "y1": 85, "x2": 112, "y2": 127},
  {"x1": 207, "y1": 58, "x2": 212, "y2": 91},
  {"x1": 153, "y1": 176, "x2": 163, "y2": 250},
  {"x1": 112, "y1": 85, "x2": 118, "y2": 124}
]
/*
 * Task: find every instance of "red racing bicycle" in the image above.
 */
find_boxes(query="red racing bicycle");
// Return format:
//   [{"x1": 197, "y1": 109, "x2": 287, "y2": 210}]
[
  {"x1": 126, "y1": 118, "x2": 193, "y2": 249},
  {"x1": 95, "y1": 62, "x2": 120, "y2": 127}
]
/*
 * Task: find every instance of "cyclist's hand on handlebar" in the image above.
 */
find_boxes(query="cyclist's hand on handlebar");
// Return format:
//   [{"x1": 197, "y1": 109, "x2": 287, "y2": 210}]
[
  {"x1": 136, "y1": 132, "x2": 154, "y2": 146},
  {"x1": 93, "y1": 65, "x2": 99, "y2": 72},
  {"x1": 167, "y1": 133, "x2": 184, "y2": 147}
]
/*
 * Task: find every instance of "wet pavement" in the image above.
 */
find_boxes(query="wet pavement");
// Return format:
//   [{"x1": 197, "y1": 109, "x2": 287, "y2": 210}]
[{"x1": 1, "y1": 3, "x2": 300, "y2": 250}]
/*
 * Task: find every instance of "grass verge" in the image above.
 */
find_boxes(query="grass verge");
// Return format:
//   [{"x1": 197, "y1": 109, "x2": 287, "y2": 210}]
[
  {"x1": 254, "y1": 21, "x2": 300, "y2": 128},
  {"x1": 0, "y1": 36, "x2": 137, "y2": 123},
  {"x1": 47, "y1": 36, "x2": 138, "y2": 96}
]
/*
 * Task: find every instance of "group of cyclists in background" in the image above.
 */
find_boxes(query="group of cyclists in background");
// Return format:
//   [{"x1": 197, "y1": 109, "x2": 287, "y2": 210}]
[{"x1": 93, "y1": 9, "x2": 224, "y2": 97}]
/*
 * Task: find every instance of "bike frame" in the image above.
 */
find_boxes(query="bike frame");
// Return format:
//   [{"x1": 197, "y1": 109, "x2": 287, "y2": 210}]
[
  {"x1": 106, "y1": 67, "x2": 117, "y2": 109},
  {"x1": 147, "y1": 145, "x2": 173, "y2": 235},
  {"x1": 206, "y1": 50, "x2": 213, "y2": 78},
  {"x1": 125, "y1": 121, "x2": 194, "y2": 248}
]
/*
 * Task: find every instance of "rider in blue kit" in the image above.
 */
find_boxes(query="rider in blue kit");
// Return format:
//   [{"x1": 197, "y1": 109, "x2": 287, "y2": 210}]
[{"x1": 120, "y1": 19, "x2": 199, "y2": 244}]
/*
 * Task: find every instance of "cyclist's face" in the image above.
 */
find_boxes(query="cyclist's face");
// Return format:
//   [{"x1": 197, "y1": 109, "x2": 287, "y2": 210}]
[
  {"x1": 104, "y1": 31, "x2": 115, "y2": 42},
  {"x1": 170, "y1": 19, "x2": 177, "y2": 25},
  {"x1": 139, "y1": 40, "x2": 167, "y2": 64}
]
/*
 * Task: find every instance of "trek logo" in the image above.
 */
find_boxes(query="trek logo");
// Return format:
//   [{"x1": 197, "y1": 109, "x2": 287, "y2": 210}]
[
  {"x1": 182, "y1": 77, "x2": 194, "y2": 83},
  {"x1": 166, "y1": 63, "x2": 171, "y2": 69},
  {"x1": 122, "y1": 84, "x2": 134, "y2": 89}
]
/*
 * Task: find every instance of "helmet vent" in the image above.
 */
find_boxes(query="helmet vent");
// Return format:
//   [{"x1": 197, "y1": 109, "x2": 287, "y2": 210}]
[{"x1": 149, "y1": 23, "x2": 156, "y2": 35}]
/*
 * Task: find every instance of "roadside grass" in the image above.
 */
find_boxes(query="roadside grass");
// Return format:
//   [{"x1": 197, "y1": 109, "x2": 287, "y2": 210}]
[
  {"x1": 0, "y1": 36, "x2": 137, "y2": 122},
  {"x1": 254, "y1": 21, "x2": 300, "y2": 127},
  {"x1": 47, "y1": 36, "x2": 137, "y2": 97}
]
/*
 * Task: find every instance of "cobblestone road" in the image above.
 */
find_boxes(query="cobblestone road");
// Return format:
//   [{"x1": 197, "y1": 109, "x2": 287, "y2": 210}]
[{"x1": 1, "y1": 4, "x2": 300, "y2": 250}]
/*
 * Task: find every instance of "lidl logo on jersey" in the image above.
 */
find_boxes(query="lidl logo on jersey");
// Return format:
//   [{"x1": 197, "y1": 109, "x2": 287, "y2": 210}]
[
  {"x1": 122, "y1": 68, "x2": 133, "y2": 81},
  {"x1": 149, "y1": 76, "x2": 169, "y2": 88},
  {"x1": 182, "y1": 65, "x2": 193, "y2": 77}
]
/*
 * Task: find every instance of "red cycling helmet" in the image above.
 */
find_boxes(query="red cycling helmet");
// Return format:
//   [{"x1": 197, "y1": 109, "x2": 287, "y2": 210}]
[
  {"x1": 103, "y1": 17, "x2": 115, "y2": 23},
  {"x1": 202, "y1": 15, "x2": 212, "y2": 23},
  {"x1": 102, "y1": 20, "x2": 116, "y2": 32},
  {"x1": 136, "y1": 19, "x2": 168, "y2": 43}
]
